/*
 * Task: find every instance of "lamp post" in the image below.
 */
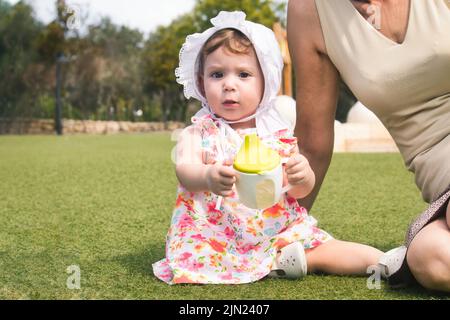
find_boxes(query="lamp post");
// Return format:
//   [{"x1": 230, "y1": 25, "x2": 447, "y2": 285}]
[{"x1": 55, "y1": 52, "x2": 69, "y2": 135}]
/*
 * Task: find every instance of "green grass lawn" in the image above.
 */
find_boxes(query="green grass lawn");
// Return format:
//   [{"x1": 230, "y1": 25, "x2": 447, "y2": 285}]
[{"x1": 0, "y1": 133, "x2": 448, "y2": 300}]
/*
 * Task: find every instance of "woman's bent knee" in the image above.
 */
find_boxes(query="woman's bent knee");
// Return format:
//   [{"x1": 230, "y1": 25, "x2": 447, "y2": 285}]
[
  {"x1": 407, "y1": 218, "x2": 450, "y2": 291},
  {"x1": 412, "y1": 253, "x2": 450, "y2": 291}
]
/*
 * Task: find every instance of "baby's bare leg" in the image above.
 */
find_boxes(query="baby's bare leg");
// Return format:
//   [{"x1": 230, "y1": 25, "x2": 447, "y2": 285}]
[{"x1": 305, "y1": 239, "x2": 383, "y2": 275}]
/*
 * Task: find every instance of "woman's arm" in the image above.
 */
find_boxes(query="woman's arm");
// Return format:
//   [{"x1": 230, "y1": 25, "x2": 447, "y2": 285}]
[{"x1": 287, "y1": 0, "x2": 340, "y2": 211}]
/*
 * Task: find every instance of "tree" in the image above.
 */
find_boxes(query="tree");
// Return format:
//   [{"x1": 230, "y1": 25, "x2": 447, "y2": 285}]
[
  {"x1": 0, "y1": 0, "x2": 290, "y2": 123},
  {"x1": 65, "y1": 18, "x2": 146, "y2": 120},
  {"x1": 142, "y1": 13, "x2": 197, "y2": 124},
  {"x1": 193, "y1": 0, "x2": 278, "y2": 30},
  {"x1": 0, "y1": 0, "x2": 44, "y2": 118}
]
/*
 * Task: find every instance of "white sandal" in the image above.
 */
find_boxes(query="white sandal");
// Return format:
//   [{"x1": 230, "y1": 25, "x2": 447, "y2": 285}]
[
  {"x1": 378, "y1": 245, "x2": 407, "y2": 279},
  {"x1": 268, "y1": 242, "x2": 307, "y2": 279}
]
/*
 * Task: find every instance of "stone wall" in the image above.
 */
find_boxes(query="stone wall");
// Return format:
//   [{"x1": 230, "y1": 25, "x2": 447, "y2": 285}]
[
  {"x1": 334, "y1": 122, "x2": 398, "y2": 153},
  {"x1": 0, "y1": 118, "x2": 185, "y2": 135},
  {"x1": 0, "y1": 117, "x2": 398, "y2": 153}
]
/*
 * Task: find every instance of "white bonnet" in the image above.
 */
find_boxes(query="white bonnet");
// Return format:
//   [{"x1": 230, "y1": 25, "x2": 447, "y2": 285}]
[{"x1": 175, "y1": 11, "x2": 289, "y2": 136}]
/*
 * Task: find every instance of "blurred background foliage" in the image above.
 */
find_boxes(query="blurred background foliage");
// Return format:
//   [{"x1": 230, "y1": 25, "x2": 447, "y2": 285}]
[{"x1": 0, "y1": 0, "x2": 355, "y2": 123}]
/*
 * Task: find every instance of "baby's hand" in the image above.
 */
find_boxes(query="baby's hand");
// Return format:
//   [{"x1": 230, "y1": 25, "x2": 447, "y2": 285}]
[
  {"x1": 285, "y1": 154, "x2": 314, "y2": 187},
  {"x1": 206, "y1": 160, "x2": 236, "y2": 197}
]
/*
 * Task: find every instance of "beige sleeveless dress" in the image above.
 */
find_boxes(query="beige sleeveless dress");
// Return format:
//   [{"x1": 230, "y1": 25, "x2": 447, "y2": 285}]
[{"x1": 314, "y1": 0, "x2": 450, "y2": 203}]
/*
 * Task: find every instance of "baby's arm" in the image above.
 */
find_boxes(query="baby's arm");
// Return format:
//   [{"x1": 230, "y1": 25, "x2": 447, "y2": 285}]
[
  {"x1": 175, "y1": 126, "x2": 236, "y2": 196},
  {"x1": 175, "y1": 126, "x2": 209, "y2": 192},
  {"x1": 283, "y1": 145, "x2": 315, "y2": 199}
]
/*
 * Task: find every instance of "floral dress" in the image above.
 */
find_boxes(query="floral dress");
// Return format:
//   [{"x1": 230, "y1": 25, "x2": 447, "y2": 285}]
[{"x1": 152, "y1": 114, "x2": 333, "y2": 284}]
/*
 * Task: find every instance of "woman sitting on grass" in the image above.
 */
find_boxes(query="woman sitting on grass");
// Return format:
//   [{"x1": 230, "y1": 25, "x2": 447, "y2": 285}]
[{"x1": 287, "y1": 0, "x2": 450, "y2": 291}]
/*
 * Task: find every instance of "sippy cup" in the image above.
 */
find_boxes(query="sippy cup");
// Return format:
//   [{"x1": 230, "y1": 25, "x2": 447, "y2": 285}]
[{"x1": 233, "y1": 134, "x2": 292, "y2": 210}]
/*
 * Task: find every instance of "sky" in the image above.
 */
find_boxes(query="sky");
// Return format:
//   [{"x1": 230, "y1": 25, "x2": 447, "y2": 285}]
[{"x1": 6, "y1": 0, "x2": 196, "y2": 36}]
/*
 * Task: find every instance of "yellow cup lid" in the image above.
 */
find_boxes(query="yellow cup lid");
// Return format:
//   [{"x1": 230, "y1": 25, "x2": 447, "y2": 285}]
[{"x1": 233, "y1": 134, "x2": 280, "y2": 174}]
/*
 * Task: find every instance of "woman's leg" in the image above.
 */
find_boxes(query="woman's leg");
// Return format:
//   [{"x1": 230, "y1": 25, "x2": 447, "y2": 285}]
[
  {"x1": 407, "y1": 206, "x2": 450, "y2": 292},
  {"x1": 305, "y1": 239, "x2": 383, "y2": 275}
]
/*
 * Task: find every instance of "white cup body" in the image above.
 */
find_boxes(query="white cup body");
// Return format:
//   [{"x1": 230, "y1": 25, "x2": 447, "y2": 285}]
[{"x1": 235, "y1": 164, "x2": 284, "y2": 210}]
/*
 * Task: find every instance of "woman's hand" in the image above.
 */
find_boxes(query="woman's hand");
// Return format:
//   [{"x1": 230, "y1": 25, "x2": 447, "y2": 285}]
[
  {"x1": 206, "y1": 161, "x2": 236, "y2": 197},
  {"x1": 284, "y1": 154, "x2": 315, "y2": 198}
]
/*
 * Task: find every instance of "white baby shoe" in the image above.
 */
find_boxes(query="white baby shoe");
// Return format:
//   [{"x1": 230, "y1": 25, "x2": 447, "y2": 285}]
[
  {"x1": 378, "y1": 245, "x2": 407, "y2": 279},
  {"x1": 268, "y1": 242, "x2": 307, "y2": 279}
]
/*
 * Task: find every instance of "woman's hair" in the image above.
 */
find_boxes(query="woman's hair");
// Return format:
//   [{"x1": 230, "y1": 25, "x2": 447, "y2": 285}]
[{"x1": 197, "y1": 28, "x2": 253, "y2": 76}]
